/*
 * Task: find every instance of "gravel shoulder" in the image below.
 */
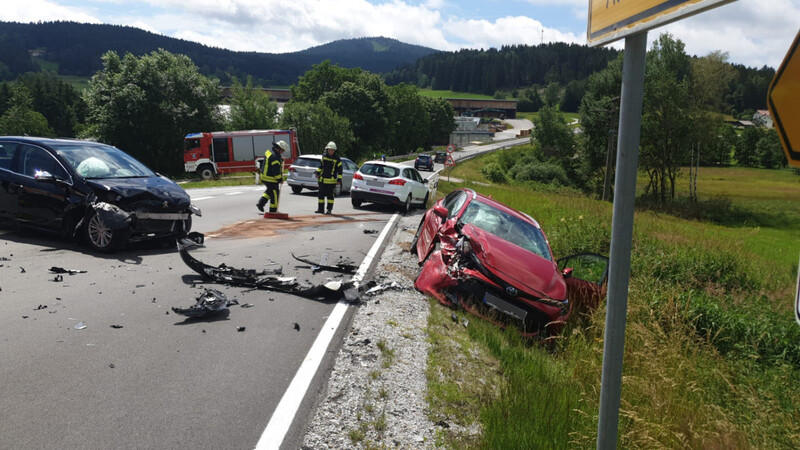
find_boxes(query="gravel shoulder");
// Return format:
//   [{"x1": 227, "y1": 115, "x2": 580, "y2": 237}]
[{"x1": 302, "y1": 212, "x2": 437, "y2": 448}]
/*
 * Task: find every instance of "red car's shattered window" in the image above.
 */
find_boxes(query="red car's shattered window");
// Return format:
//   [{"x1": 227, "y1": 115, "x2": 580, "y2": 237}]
[{"x1": 460, "y1": 200, "x2": 552, "y2": 261}]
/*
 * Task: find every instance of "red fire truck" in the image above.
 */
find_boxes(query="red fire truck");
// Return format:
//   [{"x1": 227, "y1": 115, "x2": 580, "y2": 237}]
[{"x1": 183, "y1": 129, "x2": 300, "y2": 179}]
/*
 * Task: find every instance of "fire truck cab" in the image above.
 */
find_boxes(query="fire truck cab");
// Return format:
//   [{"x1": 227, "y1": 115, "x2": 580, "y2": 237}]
[{"x1": 183, "y1": 129, "x2": 300, "y2": 180}]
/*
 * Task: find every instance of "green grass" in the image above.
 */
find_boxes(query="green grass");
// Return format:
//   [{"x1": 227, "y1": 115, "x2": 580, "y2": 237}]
[
  {"x1": 425, "y1": 151, "x2": 800, "y2": 448},
  {"x1": 32, "y1": 57, "x2": 58, "y2": 72},
  {"x1": 516, "y1": 111, "x2": 580, "y2": 124},
  {"x1": 417, "y1": 89, "x2": 497, "y2": 100},
  {"x1": 61, "y1": 75, "x2": 91, "y2": 92}
]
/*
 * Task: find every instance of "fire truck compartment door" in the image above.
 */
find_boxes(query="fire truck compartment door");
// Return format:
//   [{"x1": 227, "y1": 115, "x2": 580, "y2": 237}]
[
  {"x1": 232, "y1": 136, "x2": 256, "y2": 161},
  {"x1": 253, "y1": 136, "x2": 272, "y2": 159}
]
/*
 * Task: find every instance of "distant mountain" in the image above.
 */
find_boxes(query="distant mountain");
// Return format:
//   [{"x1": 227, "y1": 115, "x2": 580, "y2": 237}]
[{"x1": 0, "y1": 21, "x2": 439, "y2": 85}]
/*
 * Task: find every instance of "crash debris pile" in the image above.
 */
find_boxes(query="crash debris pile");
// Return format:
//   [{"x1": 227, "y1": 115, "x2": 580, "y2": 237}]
[
  {"x1": 177, "y1": 241, "x2": 359, "y2": 302},
  {"x1": 302, "y1": 213, "x2": 439, "y2": 448},
  {"x1": 172, "y1": 289, "x2": 238, "y2": 318}
]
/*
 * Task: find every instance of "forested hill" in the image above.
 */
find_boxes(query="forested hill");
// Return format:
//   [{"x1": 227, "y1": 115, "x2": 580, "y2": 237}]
[
  {"x1": 0, "y1": 21, "x2": 438, "y2": 85},
  {"x1": 384, "y1": 43, "x2": 621, "y2": 95}
]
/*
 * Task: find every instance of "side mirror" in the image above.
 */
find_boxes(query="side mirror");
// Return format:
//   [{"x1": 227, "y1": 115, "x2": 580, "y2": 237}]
[
  {"x1": 562, "y1": 267, "x2": 574, "y2": 279},
  {"x1": 34, "y1": 170, "x2": 56, "y2": 182},
  {"x1": 422, "y1": 178, "x2": 429, "y2": 184},
  {"x1": 433, "y1": 203, "x2": 448, "y2": 218}
]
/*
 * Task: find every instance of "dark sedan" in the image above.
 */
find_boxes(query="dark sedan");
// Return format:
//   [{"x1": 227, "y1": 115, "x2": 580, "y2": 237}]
[
  {"x1": 414, "y1": 154, "x2": 434, "y2": 171},
  {"x1": 0, "y1": 137, "x2": 200, "y2": 252}
]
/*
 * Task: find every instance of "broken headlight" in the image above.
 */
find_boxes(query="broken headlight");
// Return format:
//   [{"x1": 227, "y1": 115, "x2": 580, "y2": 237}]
[{"x1": 190, "y1": 204, "x2": 202, "y2": 217}]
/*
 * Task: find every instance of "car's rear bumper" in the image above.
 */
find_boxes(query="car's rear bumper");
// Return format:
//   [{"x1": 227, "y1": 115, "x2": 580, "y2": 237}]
[
  {"x1": 287, "y1": 177, "x2": 319, "y2": 189},
  {"x1": 350, "y1": 189, "x2": 402, "y2": 205}
]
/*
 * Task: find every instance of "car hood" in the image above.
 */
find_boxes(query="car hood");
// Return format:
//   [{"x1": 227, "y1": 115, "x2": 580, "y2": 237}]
[
  {"x1": 86, "y1": 176, "x2": 191, "y2": 212},
  {"x1": 463, "y1": 224, "x2": 566, "y2": 300}
]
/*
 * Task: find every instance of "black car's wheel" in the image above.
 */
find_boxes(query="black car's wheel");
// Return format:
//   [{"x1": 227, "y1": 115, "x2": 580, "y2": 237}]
[
  {"x1": 352, "y1": 198, "x2": 363, "y2": 208},
  {"x1": 291, "y1": 186, "x2": 303, "y2": 194},
  {"x1": 401, "y1": 195, "x2": 412, "y2": 214},
  {"x1": 198, "y1": 165, "x2": 216, "y2": 181},
  {"x1": 83, "y1": 211, "x2": 128, "y2": 252}
]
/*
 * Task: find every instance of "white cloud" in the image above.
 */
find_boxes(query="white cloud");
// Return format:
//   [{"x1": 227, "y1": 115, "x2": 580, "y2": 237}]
[
  {"x1": 0, "y1": 0, "x2": 100, "y2": 23},
  {"x1": 443, "y1": 15, "x2": 583, "y2": 49},
  {"x1": 130, "y1": 0, "x2": 451, "y2": 52},
  {"x1": 656, "y1": 0, "x2": 800, "y2": 68}
]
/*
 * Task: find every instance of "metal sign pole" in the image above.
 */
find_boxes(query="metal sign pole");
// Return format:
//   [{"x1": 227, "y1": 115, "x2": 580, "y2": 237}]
[{"x1": 596, "y1": 31, "x2": 648, "y2": 450}]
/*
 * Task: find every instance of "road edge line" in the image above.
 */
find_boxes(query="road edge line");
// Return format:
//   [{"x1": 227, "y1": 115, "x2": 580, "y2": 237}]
[{"x1": 254, "y1": 212, "x2": 401, "y2": 450}]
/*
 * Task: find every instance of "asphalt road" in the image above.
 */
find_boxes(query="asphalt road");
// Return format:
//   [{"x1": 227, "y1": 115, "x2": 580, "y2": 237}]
[
  {"x1": 0, "y1": 137, "x2": 526, "y2": 450},
  {"x1": 0, "y1": 183, "x2": 405, "y2": 450}
]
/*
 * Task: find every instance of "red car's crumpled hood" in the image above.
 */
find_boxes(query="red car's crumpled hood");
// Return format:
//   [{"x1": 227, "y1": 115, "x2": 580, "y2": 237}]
[{"x1": 463, "y1": 224, "x2": 566, "y2": 301}]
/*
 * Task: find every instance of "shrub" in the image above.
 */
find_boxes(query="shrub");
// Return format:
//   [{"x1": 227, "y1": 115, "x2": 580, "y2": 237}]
[
  {"x1": 510, "y1": 162, "x2": 570, "y2": 186},
  {"x1": 481, "y1": 162, "x2": 508, "y2": 183}
]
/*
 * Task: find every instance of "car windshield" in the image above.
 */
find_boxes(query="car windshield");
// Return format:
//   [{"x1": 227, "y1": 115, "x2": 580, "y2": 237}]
[
  {"x1": 293, "y1": 157, "x2": 321, "y2": 167},
  {"x1": 418, "y1": 155, "x2": 430, "y2": 161},
  {"x1": 54, "y1": 144, "x2": 155, "y2": 179},
  {"x1": 361, "y1": 163, "x2": 399, "y2": 178},
  {"x1": 460, "y1": 199, "x2": 552, "y2": 261}
]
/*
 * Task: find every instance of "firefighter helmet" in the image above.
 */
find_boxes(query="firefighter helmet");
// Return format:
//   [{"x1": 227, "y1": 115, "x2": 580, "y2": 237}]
[
  {"x1": 325, "y1": 141, "x2": 337, "y2": 151},
  {"x1": 273, "y1": 140, "x2": 288, "y2": 153}
]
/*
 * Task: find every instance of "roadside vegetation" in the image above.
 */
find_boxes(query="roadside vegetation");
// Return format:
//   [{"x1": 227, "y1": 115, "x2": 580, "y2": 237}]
[{"x1": 426, "y1": 152, "x2": 800, "y2": 448}]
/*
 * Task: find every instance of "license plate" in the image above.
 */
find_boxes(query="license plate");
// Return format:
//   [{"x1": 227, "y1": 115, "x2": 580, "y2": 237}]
[
  {"x1": 483, "y1": 291, "x2": 527, "y2": 321},
  {"x1": 367, "y1": 180, "x2": 384, "y2": 187}
]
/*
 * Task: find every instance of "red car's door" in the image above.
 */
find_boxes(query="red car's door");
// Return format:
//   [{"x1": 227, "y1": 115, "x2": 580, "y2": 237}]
[{"x1": 556, "y1": 253, "x2": 609, "y2": 316}]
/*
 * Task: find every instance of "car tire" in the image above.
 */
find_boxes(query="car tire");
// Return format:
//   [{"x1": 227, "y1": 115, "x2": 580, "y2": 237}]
[
  {"x1": 334, "y1": 182, "x2": 342, "y2": 197},
  {"x1": 410, "y1": 217, "x2": 424, "y2": 255},
  {"x1": 401, "y1": 195, "x2": 412, "y2": 214},
  {"x1": 352, "y1": 198, "x2": 362, "y2": 208},
  {"x1": 82, "y1": 210, "x2": 127, "y2": 252},
  {"x1": 198, "y1": 165, "x2": 215, "y2": 181},
  {"x1": 418, "y1": 193, "x2": 429, "y2": 209},
  {"x1": 291, "y1": 186, "x2": 303, "y2": 194}
]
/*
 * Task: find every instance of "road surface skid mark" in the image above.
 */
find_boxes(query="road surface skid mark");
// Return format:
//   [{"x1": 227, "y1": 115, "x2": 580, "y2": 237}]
[{"x1": 207, "y1": 214, "x2": 384, "y2": 239}]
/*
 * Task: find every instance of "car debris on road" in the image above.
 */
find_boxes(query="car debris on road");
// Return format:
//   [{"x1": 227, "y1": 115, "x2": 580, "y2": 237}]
[
  {"x1": 172, "y1": 289, "x2": 239, "y2": 318},
  {"x1": 291, "y1": 253, "x2": 357, "y2": 274},
  {"x1": 50, "y1": 267, "x2": 87, "y2": 275},
  {"x1": 178, "y1": 241, "x2": 361, "y2": 302}
]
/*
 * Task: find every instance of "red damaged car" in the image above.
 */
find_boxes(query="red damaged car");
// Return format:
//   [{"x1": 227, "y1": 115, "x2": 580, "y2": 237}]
[{"x1": 411, "y1": 188, "x2": 608, "y2": 337}]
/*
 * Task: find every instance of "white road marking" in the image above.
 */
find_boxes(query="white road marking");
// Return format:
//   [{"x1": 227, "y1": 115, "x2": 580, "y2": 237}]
[
  {"x1": 225, "y1": 192, "x2": 243, "y2": 196},
  {"x1": 191, "y1": 196, "x2": 214, "y2": 201},
  {"x1": 255, "y1": 212, "x2": 400, "y2": 450}
]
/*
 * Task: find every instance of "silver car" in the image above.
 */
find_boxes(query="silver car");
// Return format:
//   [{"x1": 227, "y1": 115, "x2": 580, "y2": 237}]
[{"x1": 287, "y1": 155, "x2": 359, "y2": 196}]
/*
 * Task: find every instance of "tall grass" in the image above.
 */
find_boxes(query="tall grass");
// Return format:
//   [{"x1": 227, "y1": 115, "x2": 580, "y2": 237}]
[{"x1": 425, "y1": 152, "x2": 800, "y2": 448}]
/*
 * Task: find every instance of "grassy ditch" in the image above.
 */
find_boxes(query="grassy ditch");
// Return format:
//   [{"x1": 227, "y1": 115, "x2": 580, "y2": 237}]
[{"x1": 425, "y1": 153, "x2": 800, "y2": 448}]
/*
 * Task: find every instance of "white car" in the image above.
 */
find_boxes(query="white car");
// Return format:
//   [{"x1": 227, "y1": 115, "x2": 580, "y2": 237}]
[
  {"x1": 286, "y1": 155, "x2": 359, "y2": 196},
  {"x1": 350, "y1": 161, "x2": 430, "y2": 213}
]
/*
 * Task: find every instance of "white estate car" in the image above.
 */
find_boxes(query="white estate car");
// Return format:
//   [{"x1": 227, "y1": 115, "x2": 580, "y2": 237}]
[
  {"x1": 286, "y1": 154, "x2": 359, "y2": 196},
  {"x1": 350, "y1": 161, "x2": 430, "y2": 213}
]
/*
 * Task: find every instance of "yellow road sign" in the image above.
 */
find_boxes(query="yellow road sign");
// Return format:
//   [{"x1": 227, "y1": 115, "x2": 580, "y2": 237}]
[
  {"x1": 587, "y1": 0, "x2": 736, "y2": 47},
  {"x1": 768, "y1": 30, "x2": 800, "y2": 168}
]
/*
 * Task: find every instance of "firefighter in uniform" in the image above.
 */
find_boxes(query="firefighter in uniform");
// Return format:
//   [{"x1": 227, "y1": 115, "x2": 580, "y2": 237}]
[
  {"x1": 256, "y1": 140, "x2": 287, "y2": 213},
  {"x1": 315, "y1": 141, "x2": 342, "y2": 214}
]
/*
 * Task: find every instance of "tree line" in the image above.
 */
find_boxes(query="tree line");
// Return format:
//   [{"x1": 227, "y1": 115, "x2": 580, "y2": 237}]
[
  {"x1": 385, "y1": 41, "x2": 773, "y2": 118},
  {"x1": 0, "y1": 49, "x2": 455, "y2": 175},
  {"x1": 481, "y1": 33, "x2": 788, "y2": 205}
]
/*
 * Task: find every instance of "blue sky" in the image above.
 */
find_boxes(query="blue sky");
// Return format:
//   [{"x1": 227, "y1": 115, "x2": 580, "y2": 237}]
[{"x1": 2, "y1": 0, "x2": 799, "y2": 69}]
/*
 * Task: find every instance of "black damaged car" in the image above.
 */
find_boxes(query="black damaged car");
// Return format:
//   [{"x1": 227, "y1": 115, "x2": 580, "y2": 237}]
[{"x1": 0, "y1": 137, "x2": 201, "y2": 252}]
